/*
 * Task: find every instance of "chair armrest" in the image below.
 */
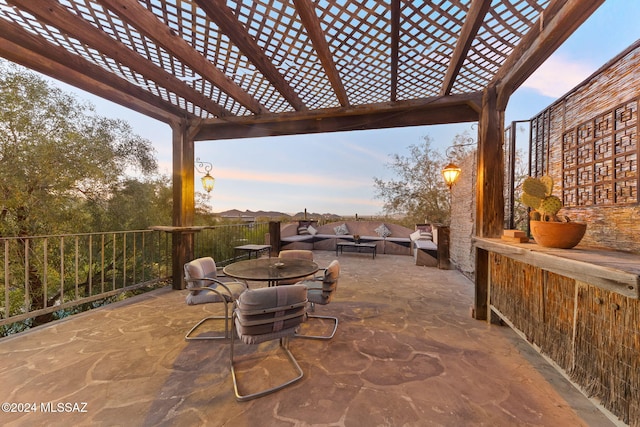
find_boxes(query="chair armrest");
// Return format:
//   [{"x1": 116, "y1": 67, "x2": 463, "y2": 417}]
[
  {"x1": 184, "y1": 277, "x2": 248, "y2": 299},
  {"x1": 186, "y1": 285, "x2": 229, "y2": 302}
]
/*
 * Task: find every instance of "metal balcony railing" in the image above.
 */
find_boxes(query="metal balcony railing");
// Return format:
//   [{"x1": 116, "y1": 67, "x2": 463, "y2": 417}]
[
  {"x1": 0, "y1": 222, "x2": 271, "y2": 335},
  {"x1": 193, "y1": 222, "x2": 270, "y2": 264}
]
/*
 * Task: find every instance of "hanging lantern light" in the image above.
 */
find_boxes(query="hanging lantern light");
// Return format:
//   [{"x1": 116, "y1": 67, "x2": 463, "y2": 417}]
[
  {"x1": 201, "y1": 172, "x2": 215, "y2": 193},
  {"x1": 196, "y1": 157, "x2": 215, "y2": 193},
  {"x1": 442, "y1": 162, "x2": 462, "y2": 189}
]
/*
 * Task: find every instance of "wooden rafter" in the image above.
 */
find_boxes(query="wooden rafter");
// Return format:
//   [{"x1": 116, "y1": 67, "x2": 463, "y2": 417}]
[
  {"x1": 492, "y1": 0, "x2": 606, "y2": 108},
  {"x1": 98, "y1": 0, "x2": 266, "y2": 115},
  {"x1": 8, "y1": 0, "x2": 232, "y2": 118},
  {"x1": 0, "y1": 18, "x2": 187, "y2": 123},
  {"x1": 195, "y1": 0, "x2": 307, "y2": 111},
  {"x1": 390, "y1": 0, "x2": 400, "y2": 102},
  {"x1": 194, "y1": 93, "x2": 482, "y2": 141},
  {"x1": 292, "y1": 0, "x2": 349, "y2": 107},
  {"x1": 440, "y1": 0, "x2": 492, "y2": 96}
]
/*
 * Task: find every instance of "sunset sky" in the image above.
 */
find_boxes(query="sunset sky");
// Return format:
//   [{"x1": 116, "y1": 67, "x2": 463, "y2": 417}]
[{"x1": 44, "y1": 0, "x2": 640, "y2": 216}]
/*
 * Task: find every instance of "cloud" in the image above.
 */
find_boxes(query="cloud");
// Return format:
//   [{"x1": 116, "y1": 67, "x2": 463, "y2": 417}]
[
  {"x1": 343, "y1": 142, "x2": 391, "y2": 164},
  {"x1": 215, "y1": 167, "x2": 369, "y2": 188},
  {"x1": 522, "y1": 54, "x2": 595, "y2": 98}
]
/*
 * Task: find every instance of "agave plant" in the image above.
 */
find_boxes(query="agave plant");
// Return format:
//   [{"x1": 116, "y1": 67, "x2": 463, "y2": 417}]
[{"x1": 520, "y1": 175, "x2": 566, "y2": 222}]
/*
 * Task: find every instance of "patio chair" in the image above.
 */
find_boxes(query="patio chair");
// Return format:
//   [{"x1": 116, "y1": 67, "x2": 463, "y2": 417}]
[
  {"x1": 277, "y1": 249, "x2": 314, "y2": 284},
  {"x1": 231, "y1": 284, "x2": 308, "y2": 401},
  {"x1": 184, "y1": 257, "x2": 248, "y2": 341},
  {"x1": 295, "y1": 259, "x2": 340, "y2": 340}
]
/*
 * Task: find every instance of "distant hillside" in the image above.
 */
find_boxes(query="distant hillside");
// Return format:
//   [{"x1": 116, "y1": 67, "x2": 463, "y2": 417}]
[
  {"x1": 216, "y1": 209, "x2": 342, "y2": 220},
  {"x1": 217, "y1": 209, "x2": 291, "y2": 219}
]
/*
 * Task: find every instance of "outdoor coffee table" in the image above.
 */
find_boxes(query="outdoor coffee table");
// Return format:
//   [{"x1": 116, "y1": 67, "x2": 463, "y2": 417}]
[
  {"x1": 336, "y1": 241, "x2": 377, "y2": 259},
  {"x1": 233, "y1": 244, "x2": 272, "y2": 259},
  {"x1": 223, "y1": 257, "x2": 318, "y2": 287}
]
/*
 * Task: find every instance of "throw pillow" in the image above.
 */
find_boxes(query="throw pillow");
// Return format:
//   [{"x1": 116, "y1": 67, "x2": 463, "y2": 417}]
[
  {"x1": 375, "y1": 223, "x2": 392, "y2": 238},
  {"x1": 420, "y1": 231, "x2": 433, "y2": 240},
  {"x1": 307, "y1": 225, "x2": 318, "y2": 235},
  {"x1": 298, "y1": 226, "x2": 310, "y2": 235},
  {"x1": 334, "y1": 223, "x2": 349, "y2": 235}
]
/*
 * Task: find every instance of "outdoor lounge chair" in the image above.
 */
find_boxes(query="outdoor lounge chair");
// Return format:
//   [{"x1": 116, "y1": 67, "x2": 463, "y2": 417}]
[
  {"x1": 231, "y1": 284, "x2": 308, "y2": 401},
  {"x1": 295, "y1": 259, "x2": 340, "y2": 340},
  {"x1": 183, "y1": 257, "x2": 248, "y2": 341}
]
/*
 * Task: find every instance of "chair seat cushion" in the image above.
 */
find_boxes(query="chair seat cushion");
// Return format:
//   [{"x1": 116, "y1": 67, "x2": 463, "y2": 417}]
[
  {"x1": 186, "y1": 281, "x2": 246, "y2": 305},
  {"x1": 235, "y1": 285, "x2": 307, "y2": 337},
  {"x1": 307, "y1": 287, "x2": 334, "y2": 305}
]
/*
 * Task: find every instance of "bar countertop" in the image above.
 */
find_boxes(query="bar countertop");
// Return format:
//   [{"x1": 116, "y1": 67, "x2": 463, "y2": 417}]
[{"x1": 473, "y1": 237, "x2": 640, "y2": 299}]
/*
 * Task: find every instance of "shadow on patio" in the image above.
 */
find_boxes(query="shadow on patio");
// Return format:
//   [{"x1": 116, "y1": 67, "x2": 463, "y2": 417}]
[{"x1": 0, "y1": 251, "x2": 615, "y2": 426}]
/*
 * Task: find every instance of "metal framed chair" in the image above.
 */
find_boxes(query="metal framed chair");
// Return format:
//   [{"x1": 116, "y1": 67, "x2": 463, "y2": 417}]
[
  {"x1": 184, "y1": 257, "x2": 248, "y2": 341},
  {"x1": 277, "y1": 249, "x2": 314, "y2": 284},
  {"x1": 295, "y1": 260, "x2": 340, "y2": 340},
  {"x1": 231, "y1": 284, "x2": 308, "y2": 401}
]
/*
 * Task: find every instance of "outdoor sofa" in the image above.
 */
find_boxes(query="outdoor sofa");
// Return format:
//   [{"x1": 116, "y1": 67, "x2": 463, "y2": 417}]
[{"x1": 281, "y1": 221, "x2": 439, "y2": 266}]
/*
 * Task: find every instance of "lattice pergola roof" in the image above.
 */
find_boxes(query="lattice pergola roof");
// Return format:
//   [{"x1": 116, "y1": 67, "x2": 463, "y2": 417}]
[{"x1": 0, "y1": 0, "x2": 602, "y2": 140}]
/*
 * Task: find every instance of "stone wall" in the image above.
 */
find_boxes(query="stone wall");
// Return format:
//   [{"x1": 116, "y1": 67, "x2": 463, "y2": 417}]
[
  {"x1": 535, "y1": 41, "x2": 640, "y2": 253},
  {"x1": 449, "y1": 152, "x2": 477, "y2": 279}
]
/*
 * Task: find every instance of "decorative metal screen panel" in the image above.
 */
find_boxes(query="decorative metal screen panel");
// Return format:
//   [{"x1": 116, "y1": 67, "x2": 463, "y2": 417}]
[
  {"x1": 562, "y1": 99, "x2": 639, "y2": 206},
  {"x1": 530, "y1": 110, "x2": 551, "y2": 176}
]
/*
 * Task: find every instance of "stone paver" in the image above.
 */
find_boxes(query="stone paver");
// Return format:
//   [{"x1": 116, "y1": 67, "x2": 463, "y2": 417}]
[{"x1": 0, "y1": 252, "x2": 618, "y2": 426}]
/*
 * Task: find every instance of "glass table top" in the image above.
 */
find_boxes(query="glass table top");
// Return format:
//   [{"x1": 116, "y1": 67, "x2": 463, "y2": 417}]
[{"x1": 223, "y1": 258, "x2": 319, "y2": 282}]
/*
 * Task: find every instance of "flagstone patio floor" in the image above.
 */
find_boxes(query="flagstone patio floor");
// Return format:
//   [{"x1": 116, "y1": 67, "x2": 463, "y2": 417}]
[{"x1": 0, "y1": 251, "x2": 620, "y2": 426}]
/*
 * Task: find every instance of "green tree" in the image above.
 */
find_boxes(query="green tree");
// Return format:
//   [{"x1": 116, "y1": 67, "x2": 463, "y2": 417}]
[
  {"x1": 373, "y1": 135, "x2": 449, "y2": 226},
  {"x1": 0, "y1": 62, "x2": 158, "y2": 237},
  {"x1": 373, "y1": 131, "x2": 476, "y2": 226},
  {"x1": 0, "y1": 63, "x2": 163, "y2": 327}
]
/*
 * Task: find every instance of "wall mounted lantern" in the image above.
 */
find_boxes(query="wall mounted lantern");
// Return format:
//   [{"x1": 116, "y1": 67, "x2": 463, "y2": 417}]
[
  {"x1": 441, "y1": 133, "x2": 476, "y2": 189},
  {"x1": 442, "y1": 162, "x2": 462, "y2": 189},
  {"x1": 195, "y1": 157, "x2": 215, "y2": 193}
]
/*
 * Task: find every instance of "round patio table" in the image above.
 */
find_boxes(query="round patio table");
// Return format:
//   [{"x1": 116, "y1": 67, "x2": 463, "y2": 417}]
[{"x1": 223, "y1": 257, "x2": 318, "y2": 287}]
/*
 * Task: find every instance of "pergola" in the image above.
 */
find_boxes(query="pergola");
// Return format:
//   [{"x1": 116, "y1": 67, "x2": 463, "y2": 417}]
[{"x1": 0, "y1": 0, "x2": 605, "y2": 318}]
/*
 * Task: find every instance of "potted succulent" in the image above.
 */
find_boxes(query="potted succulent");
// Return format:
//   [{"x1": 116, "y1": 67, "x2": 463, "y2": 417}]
[{"x1": 521, "y1": 175, "x2": 587, "y2": 249}]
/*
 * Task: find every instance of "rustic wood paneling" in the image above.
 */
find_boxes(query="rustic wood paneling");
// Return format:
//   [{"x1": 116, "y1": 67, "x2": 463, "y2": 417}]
[
  {"x1": 531, "y1": 43, "x2": 640, "y2": 253},
  {"x1": 484, "y1": 240, "x2": 640, "y2": 426},
  {"x1": 573, "y1": 284, "x2": 640, "y2": 426}
]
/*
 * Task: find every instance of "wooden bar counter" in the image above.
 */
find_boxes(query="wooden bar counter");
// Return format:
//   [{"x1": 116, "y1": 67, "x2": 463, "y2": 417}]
[{"x1": 473, "y1": 238, "x2": 640, "y2": 426}]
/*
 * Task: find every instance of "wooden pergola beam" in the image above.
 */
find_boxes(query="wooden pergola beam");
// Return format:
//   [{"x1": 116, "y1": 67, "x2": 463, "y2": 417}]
[
  {"x1": 0, "y1": 19, "x2": 187, "y2": 124},
  {"x1": 293, "y1": 0, "x2": 349, "y2": 107},
  {"x1": 196, "y1": 0, "x2": 307, "y2": 111},
  {"x1": 492, "y1": 0, "x2": 605, "y2": 109},
  {"x1": 390, "y1": 0, "x2": 400, "y2": 102},
  {"x1": 99, "y1": 0, "x2": 267, "y2": 115},
  {"x1": 9, "y1": 0, "x2": 232, "y2": 118},
  {"x1": 194, "y1": 93, "x2": 482, "y2": 140},
  {"x1": 440, "y1": 0, "x2": 492, "y2": 96}
]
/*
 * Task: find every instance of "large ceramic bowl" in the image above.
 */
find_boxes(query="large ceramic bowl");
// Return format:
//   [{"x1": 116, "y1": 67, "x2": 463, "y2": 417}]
[{"x1": 530, "y1": 221, "x2": 587, "y2": 249}]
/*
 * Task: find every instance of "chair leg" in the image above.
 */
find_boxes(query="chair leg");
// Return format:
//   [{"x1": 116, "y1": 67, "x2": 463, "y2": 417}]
[
  {"x1": 231, "y1": 335, "x2": 304, "y2": 402},
  {"x1": 185, "y1": 315, "x2": 230, "y2": 340},
  {"x1": 185, "y1": 301, "x2": 230, "y2": 341},
  {"x1": 295, "y1": 314, "x2": 338, "y2": 340}
]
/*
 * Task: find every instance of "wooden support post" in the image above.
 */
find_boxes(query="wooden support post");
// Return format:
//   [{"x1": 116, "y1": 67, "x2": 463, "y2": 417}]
[
  {"x1": 474, "y1": 85, "x2": 505, "y2": 319},
  {"x1": 269, "y1": 221, "x2": 281, "y2": 256},
  {"x1": 171, "y1": 120, "x2": 195, "y2": 290}
]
